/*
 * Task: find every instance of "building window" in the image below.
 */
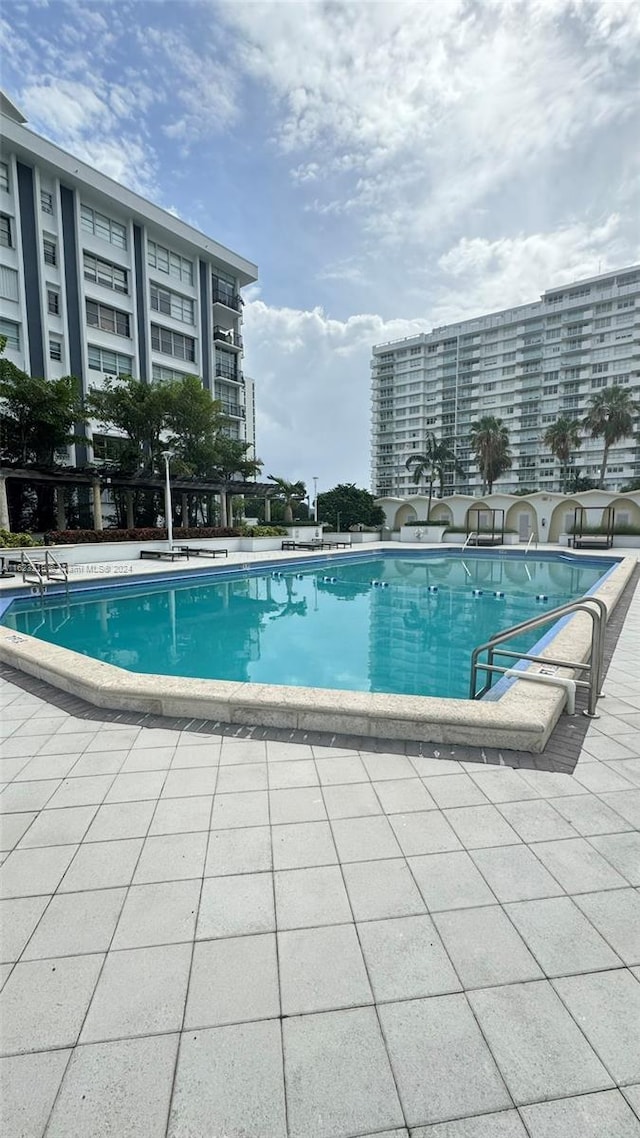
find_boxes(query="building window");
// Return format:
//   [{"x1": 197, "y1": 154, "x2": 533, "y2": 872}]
[
  {"x1": 80, "y1": 204, "x2": 127, "y2": 249},
  {"x1": 592, "y1": 362, "x2": 609, "y2": 375},
  {"x1": 47, "y1": 289, "x2": 60, "y2": 315},
  {"x1": 91, "y1": 434, "x2": 128, "y2": 462},
  {"x1": 43, "y1": 239, "x2": 57, "y2": 266},
  {"x1": 0, "y1": 266, "x2": 18, "y2": 301},
  {"x1": 0, "y1": 162, "x2": 9, "y2": 193},
  {"x1": 0, "y1": 318, "x2": 20, "y2": 350},
  {"x1": 87, "y1": 345, "x2": 133, "y2": 376},
  {"x1": 83, "y1": 252, "x2": 128, "y2": 294},
  {"x1": 49, "y1": 337, "x2": 62, "y2": 361},
  {"x1": 147, "y1": 240, "x2": 193, "y2": 285},
  {"x1": 151, "y1": 323, "x2": 195, "y2": 362},
  {"x1": 40, "y1": 190, "x2": 54, "y2": 214},
  {"x1": 86, "y1": 300, "x2": 130, "y2": 337},
  {"x1": 150, "y1": 283, "x2": 195, "y2": 325},
  {"x1": 152, "y1": 363, "x2": 191, "y2": 383},
  {"x1": 0, "y1": 213, "x2": 13, "y2": 247}
]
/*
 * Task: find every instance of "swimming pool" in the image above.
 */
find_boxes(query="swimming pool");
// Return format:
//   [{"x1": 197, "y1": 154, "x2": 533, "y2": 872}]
[{"x1": 0, "y1": 551, "x2": 617, "y2": 700}]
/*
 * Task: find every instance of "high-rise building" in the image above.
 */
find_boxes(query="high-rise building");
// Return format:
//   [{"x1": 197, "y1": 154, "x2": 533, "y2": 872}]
[
  {"x1": 0, "y1": 91, "x2": 258, "y2": 464},
  {"x1": 371, "y1": 266, "x2": 640, "y2": 497}
]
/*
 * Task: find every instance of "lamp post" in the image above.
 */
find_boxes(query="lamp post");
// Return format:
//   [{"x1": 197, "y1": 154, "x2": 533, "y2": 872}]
[
  {"x1": 313, "y1": 476, "x2": 318, "y2": 523},
  {"x1": 162, "y1": 451, "x2": 173, "y2": 548}
]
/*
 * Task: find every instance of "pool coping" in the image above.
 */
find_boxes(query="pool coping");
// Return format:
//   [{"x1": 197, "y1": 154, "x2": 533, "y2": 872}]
[{"x1": 0, "y1": 550, "x2": 635, "y2": 754}]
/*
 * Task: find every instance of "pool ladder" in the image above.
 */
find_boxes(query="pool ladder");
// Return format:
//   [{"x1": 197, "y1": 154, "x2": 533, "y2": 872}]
[
  {"x1": 20, "y1": 551, "x2": 69, "y2": 598},
  {"x1": 469, "y1": 594, "x2": 607, "y2": 718}
]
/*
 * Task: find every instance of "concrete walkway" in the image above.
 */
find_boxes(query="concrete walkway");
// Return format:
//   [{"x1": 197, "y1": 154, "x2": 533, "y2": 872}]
[{"x1": 0, "y1": 581, "x2": 639, "y2": 1137}]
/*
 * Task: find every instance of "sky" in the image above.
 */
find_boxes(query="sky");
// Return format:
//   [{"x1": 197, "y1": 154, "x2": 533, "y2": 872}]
[{"x1": 1, "y1": 0, "x2": 639, "y2": 494}]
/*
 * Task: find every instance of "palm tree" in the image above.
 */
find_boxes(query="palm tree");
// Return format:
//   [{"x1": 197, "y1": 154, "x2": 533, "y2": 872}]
[
  {"x1": 543, "y1": 417, "x2": 582, "y2": 493},
  {"x1": 406, "y1": 432, "x2": 438, "y2": 520},
  {"x1": 582, "y1": 385, "x2": 640, "y2": 489},
  {"x1": 432, "y1": 437, "x2": 466, "y2": 496},
  {"x1": 469, "y1": 416, "x2": 512, "y2": 495},
  {"x1": 267, "y1": 475, "x2": 307, "y2": 524}
]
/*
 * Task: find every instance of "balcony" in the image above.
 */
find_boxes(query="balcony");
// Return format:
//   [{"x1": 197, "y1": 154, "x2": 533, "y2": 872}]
[
  {"x1": 212, "y1": 285, "x2": 241, "y2": 311},
  {"x1": 215, "y1": 366, "x2": 244, "y2": 385},
  {"x1": 213, "y1": 326, "x2": 243, "y2": 351},
  {"x1": 219, "y1": 401, "x2": 245, "y2": 419}
]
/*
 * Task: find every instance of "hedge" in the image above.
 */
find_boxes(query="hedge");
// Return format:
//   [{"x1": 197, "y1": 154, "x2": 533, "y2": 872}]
[
  {"x1": 0, "y1": 529, "x2": 44, "y2": 549},
  {"x1": 44, "y1": 527, "x2": 240, "y2": 545}
]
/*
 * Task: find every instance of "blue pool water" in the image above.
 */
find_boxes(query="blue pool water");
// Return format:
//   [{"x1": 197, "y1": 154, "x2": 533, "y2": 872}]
[{"x1": 1, "y1": 552, "x2": 616, "y2": 700}]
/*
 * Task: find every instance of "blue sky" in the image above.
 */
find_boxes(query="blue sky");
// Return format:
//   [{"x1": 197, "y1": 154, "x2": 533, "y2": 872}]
[{"x1": 2, "y1": 0, "x2": 639, "y2": 492}]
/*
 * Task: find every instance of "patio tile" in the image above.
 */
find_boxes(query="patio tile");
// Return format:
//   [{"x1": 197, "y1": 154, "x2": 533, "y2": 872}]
[
  {"x1": 444, "y1": 805, "x2": 521, "y2": 849},
  {"x1": 580, "y1": 737, "x2": 638, "y2": 764},
  {"x1": 209, "y1": 789, "x2": 269, "y2": 829},
  {"x1": 0, "y1": 757, "x2": 30, "y2": 783},
  {"x1": 0, "y1": 779, "x2": 61, "y2": 813},
  {"x1": 409, "y1": 850, "x2": 497, "y2": 911},
  {"x1": 268, "y1": 759, "x2": 319, "y2": 789},
  {"x1": 606, "y1": 757, "x2": 640, "y2": 785},
  {"x1": 532, "y1": 837, "x2": 630, "y2": 892},
  {"x1": 410, "y1": 755, "x2": 463, "y2": 777},
  {"x1": 468, "y1": 768, "x2": 539, "y2": 803},
  {"x1": 215, "y1": 762, "x2": 268, "y2": 793},
  {"x1": 105, "y1": 770, "x2": 166, "y2": 803},
  {"x1": 423, "y1": 774, "x2": 489, "y2": 808},
  {"x1": 497, "y1": 799, "x2": 577, "y2": 843},
  {"x1": 198, "y1": 871, "x2": 275, "y2": 938},
  {"x1": 545, "y1": 793, "x2": 632, "y2": 836},
  {"x1": 470, "y1": 846, "x2": 564, "y2": 903},
  {"x1": 361, "y1": 752, "x2": 416, "y2": 781},
  {"x1": 332, "y1": 814, "x2": 402, "y2": 862},
  {"x1": 112, "y1": 879, "x2": 201, "y2": 949},
  {"x1": 16, "y1": 803, "x2": 96, "y2": 848},
  {"x1": 133, "y1": 831, "x2": 207, "y2": 884},
  {"x1": 520, "y1": 1090, "x2": 640, "y2": 1138},
  {"x1": 15, "y1": 753, "x2": 79, "y2": 781},
  {"x1": 58, "y1": 837, "x2": 143, "y2": 892},
  {"x1": 389, "y1": 811, "x2": 461, "y2": 856},
  {"x1": 269, "y1": 786, "x2": 327, "y2": 824},
  {"x1": 278, "y1": 923, "x2": 372, "y2": 1014},
  {"x1": 554, "y1": 969, "x2": 640, "y2": 1084},
  {"x1": 379, "y1": 994, "x2": 511, "y2": 1126},
  {"x1": 206, "y1": 825, "x2": 272, "y2": 875},
  {"x1": 283, "y1": 1006, "x2": 404, "y2": 1138},
  {"x1": 623, "y1": 1086, "x2": 640, "y2": 1120},
  {"x1": 374, "y1": 778, "x2": 436, "y2": 814},
  {"x1": 46, "y1": 1033, "x2": 179, "y2": 1138},
  {"x1": 315, "y1": 755, "x2": 369, "y2": 784},
  {"x1": 590, "y1": 831, "x2": 640, "y2": 884},
  {"x1": 85, "y1": 729, "x2": 141, "y2": 752},
  {"x1": 468, "y1": 979, "x2": 613, "y2": 1105},
  {"x1": 120, "y1": 745, "x2": 176, "y2": 771},
  {"x1": 80, "y1": 942, "x2": 191, "y2": 1043},
  {"x1": 275, "y1": 865, "x2": 351, "y2": 930},
  {"x1": 411, "y1": 1113, "x2": 527, "y2": 1137},
  {"x1": 67, "y1": 749, "x2": 130, "y2": 777},
  {"x1": 503, "y1": 896, "x2": 622, "y2": 976},
  {"x1": 0, "y1": 736, "x2": 46, "y2": 760},
  {"x1": 130, "y1": 727, "x2": 180, "y2": 749},
  {"x1": 266, "y1": 740, "x2": 314, "y2": 761},
  {"x1": 574, "y1": 888, "x2": 640, "y2": 965},
  {"x1": 358, "y1": 914, "x2": 460, "y2": 1002},
  {"x1": 84, "y1": 800, "x2": 155, "y2": 842},
  {"x1": 185, "y1": 933, "x2": 279, "y2": 1027},
  {"x1": 0, "y1": 811, "x2": 37, "y2": 851},
  {"x1": 344, "y1": 857, "x2": 425, "y2": 921},
  {"x1": 149, "y1": 794, "x2": 212, "y2": 835},
  {"x1": 434, "y1": 906, "x2": 543, "y2": 988},
  {"x1": 600, "y1": 789, "x2": 640, "y2": 828},
  {"x1": 322, "y1": 782, "x2": 382, "y2": 819},
  {"x1": 218, "y1": 738, "x2": 268, "y2": 764},
  {"x1": 22, "y1": 887, "x2": 126, "y2": 959},
  {"x1": 0, "y1": 895, "x2": 50, "y2": 962},
  {"x1": 167, "y1": 1020, "x2": 286, "y2": 1138},
  {"x1": 272, "y1": 820, "x2": 337, "y2": 870},
  {"x1": 171, "y1": 742, "x2": 220, "y2": 767},
  {"x1": 44, "y1": 774, "x2": 113, "y2": 809},
  {"x1": 517, "y1": 769, "x2": 582, "y2": 797},
  {"x1": 0, "y1": 952, "x2": 103, "y2": 1054},
  {"x1": 161, "y1": 766, "x2": 218, "y2": 798},
  {"x1": 0, "y1": 1049, "x2": 71, "y2": 1138},
  {"x1": 0, "y1": 843, "x2": 78, "y2": 898},
  {"x1": 37, "y1": 731, "x2": 97, "y2": 755}
]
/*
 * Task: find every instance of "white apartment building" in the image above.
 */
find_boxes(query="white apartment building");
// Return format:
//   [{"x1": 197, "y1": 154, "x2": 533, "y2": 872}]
[
  {"x1": 0, "y1": 91, "x2": 258, "y2": 464},
  {"x1": 371, "y1": 266, "x2": 640, "y2": 497}
]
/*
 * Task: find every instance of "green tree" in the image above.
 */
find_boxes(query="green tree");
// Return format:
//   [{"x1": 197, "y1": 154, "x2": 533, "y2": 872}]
[
  {"x1": 406, "y1": 433, "x2": 464, "y2": 519},
  {"x1": 582, "y1": 385, "x2": 639, "y2": 489},
  {"x1": 469, "y1": 416, "x2": 512, "y2": 494},
  {"x1": 0, "y1": 353, "x2": 81, "y2": 466},
  {"x1": 316, "y1": 483, "x2": 385, "y2": 530},
  {"x1": 267, "y1": 475, "x2": 307, "y2": 525},
  {"x1": 543, "y1": 417, "x2": 583, "y2": 492},
  {"x1": 85, "y1": 374, "x2": 169, "y2": 472}
]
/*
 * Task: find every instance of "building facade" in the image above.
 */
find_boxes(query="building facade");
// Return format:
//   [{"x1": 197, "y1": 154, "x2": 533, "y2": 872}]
[
  {"x1": 371, "y1": 266, "x2": 640, "y2": 497},
  {"x1": 0, "y1": 92, "x2": 258, "y2": 463}
]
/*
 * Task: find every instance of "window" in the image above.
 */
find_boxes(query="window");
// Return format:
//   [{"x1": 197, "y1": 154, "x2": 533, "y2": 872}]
[
  {"x1": 40, "y1": 190, "x2": 53, "y2": 214},
  {"x1": 0, "y1": 266, "x2": 18, "y2": 301},
  {"x1": 149, "y1": 283, "x2": 195, "y2": 325},
  {"x1": 43, "y1": 239, "x2": 56, "y2": 266},
  {"x1": 81, "y1": 204, "x2": 127, "y2": 248},
  {"x1": 543, "y1": 384, "x2": 558, "y2": 394},
  {"x1": 592, "y1": 362, "x2": 609, "y2": 374},
  {"x1": 0, "y1": 318, "x2": 20, "y2": 349},
  {"x1": 86, "y1": 300, "x2": 130, "y2": 337},
  {"x1": 83, "y1": 252, "x2": 128, "y2": 294},
  {"x1": 47, "y1": 289, "x2": 60, "y2": 315},
  {"x1": 91, "y1": 434, "x2": 128, "y2": 462},
  {"x1": 0, "y1": 162, "x2": 8, "y2": 192},
  {"x1": 49, "y1": 337, "x2": 62, "y2": 361},
  {"x1": 0, "y1": 214, "x2": 12, "y2": 247},
  {"x1": 410, "y1": 346, "x2": 422, "y2": 355},
  {"x1": 591, "y1": 377, "x2": 607, "y2": 389},
  {"x1": 151, "y1": 323, "x2": 195, "y2": 362},
  {"x1": 87, "y1": 345, "x2": 133, "y2": 376},
  {"x1": 152, "y1": 363, "x2": 191, "y2": 383},
  {"x1": 148, "y1": 240, "x2": 193, "y2": 285}
]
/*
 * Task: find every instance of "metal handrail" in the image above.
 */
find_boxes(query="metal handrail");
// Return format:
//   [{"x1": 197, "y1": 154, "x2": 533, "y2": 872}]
[
  {"x1": 462, "y1": 531, "x2": 477, "y2": 551},
  {"x1": 20, "y1": 551, "x2": 69, "y2": 597},
  {"x1": 470, "y1": 595, "x2": 607, "y2": 718},
  {"x1": 524, "y1": 531, "x2": 537, "y2": 555}
]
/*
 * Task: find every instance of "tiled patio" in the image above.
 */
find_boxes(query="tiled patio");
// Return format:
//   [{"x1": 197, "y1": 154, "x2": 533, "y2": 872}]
[{"x1": 1, "y1": 579, "x2": 639, "y2": 1137}]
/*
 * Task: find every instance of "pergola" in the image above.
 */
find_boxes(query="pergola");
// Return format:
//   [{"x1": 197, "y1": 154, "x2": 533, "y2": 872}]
[{"x1": 0, "y1": 465, "x2": 280, "y2": 533}]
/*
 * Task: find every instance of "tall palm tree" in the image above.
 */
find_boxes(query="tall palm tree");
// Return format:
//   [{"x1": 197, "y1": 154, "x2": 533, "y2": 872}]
[
  {"x1": 267, "y1": 475, "x2": 307, "y2": 524},
  {"x1": 543, "y1": 417, "x2": 582, "y2": 493},
  {"x1": 432, "y1": 437, "x2": 466, "y2": 496},
  {"x1": 582, "y1": 385, "x2": 640, "y2": 489},
  {"x1": 406, "y1": 432, "x2": 438, "y2": 520},
  {"x1": 469, "y1": 416, "x2": 512, "y2": 494}
]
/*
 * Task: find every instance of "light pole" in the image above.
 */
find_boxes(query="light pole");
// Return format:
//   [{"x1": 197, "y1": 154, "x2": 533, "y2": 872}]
[
  {"x1": 162, "y1": 451, "x2": 173, "y2": 548},
  {"x1": 313, "y1": 476, "x2": 318, "y2": 523}
]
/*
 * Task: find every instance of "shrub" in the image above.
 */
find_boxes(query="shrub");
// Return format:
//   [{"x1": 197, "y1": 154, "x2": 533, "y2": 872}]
[
  {"x1": 44, "y1": 526, "x2": 240, "y2": 545},
  {"x1": 239, "y1": 525, "x2": 289, "y2": 537},
  {"x1": 568, "y1": 523, "x2": 640, "y2": 536},
  {"x1": 0, "y1": 529, "x2": 43, "y2": 549}
]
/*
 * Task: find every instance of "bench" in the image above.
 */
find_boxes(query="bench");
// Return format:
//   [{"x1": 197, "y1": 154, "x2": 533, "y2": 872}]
[
  {"x1": 281, "y1": 540, "x2": 323, "y2": 551},
  {"x1": 139, "y1": 549, "x2": 191, "y2": 561},
  {"x1": 173, "y1": 546, "x2": 228, "y2": 558}
]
